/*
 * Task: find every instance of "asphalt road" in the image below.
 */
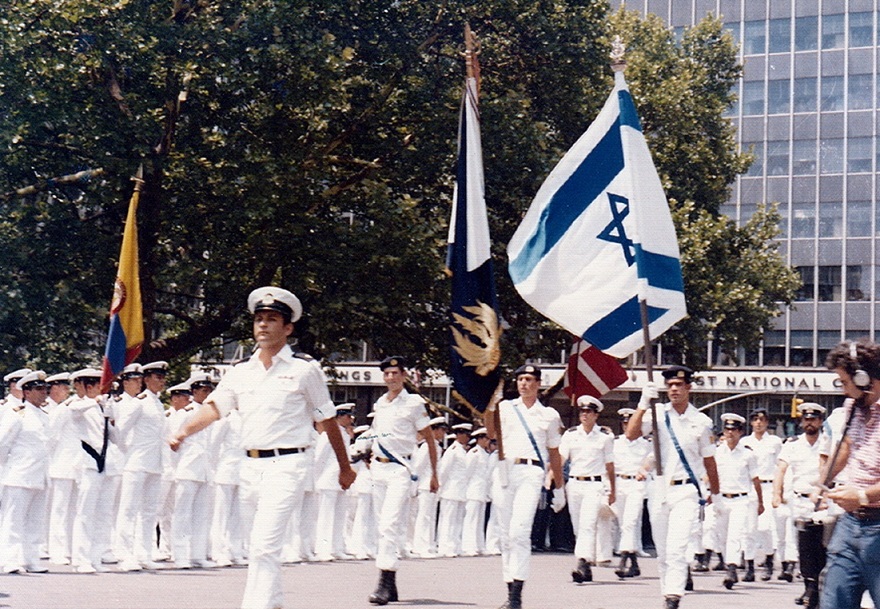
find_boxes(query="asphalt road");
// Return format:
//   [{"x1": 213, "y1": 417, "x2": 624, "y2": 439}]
[{"x1": 0, "y1": 552, "x2": 816, "y2": 609}]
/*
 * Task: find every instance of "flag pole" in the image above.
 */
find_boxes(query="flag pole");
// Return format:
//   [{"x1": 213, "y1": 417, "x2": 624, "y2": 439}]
[{"x1": 611, "y1": 36, "x2": 663, "y2": 475}]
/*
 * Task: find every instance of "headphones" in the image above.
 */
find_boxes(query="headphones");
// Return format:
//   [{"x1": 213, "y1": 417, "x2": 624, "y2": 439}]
[{"x1": 850, "y1": 341, "x2": 872, "y2": 390}]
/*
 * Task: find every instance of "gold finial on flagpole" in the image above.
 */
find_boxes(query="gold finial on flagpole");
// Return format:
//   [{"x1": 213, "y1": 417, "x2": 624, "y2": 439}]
[
  {"x1": 610, "y1": 35, "x2": 626, "y2": 73},
  {"x1": 464, "y1": 22, "x2": 481, "y2": 99},
  {"x1": 131, "y1": 164, "x2": 145, "y2": 192}
]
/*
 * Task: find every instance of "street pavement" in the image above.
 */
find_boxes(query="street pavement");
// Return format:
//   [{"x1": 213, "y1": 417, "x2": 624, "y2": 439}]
[{"x1": 0, "y1": 553, "x2": 807, "y2": 609}]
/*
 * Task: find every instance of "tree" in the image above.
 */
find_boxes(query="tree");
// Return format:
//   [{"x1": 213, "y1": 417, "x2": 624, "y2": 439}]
[{"x1": 0, "y1": 2, "x2": 796, "y2": 377}]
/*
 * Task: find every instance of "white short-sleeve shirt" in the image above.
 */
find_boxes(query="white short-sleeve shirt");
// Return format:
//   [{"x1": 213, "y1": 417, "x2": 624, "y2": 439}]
[
  {"x1": 559, "y1": 426, "x2": 613, "y2": 477},
  {"x1": 640, "y1": 402, "x2": 715, "y2": 483},
  {"x1": 368, "y1": 389, "x2": 430, "y2": 459},
  {"x1": 207, "y1": 345, "x2": 334, "y2": 450},
  {"x1": 499, "y1": 398, "x2": 562, "y2": 464}
]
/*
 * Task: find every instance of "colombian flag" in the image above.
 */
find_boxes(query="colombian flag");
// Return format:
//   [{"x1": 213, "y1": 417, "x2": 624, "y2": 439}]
[{"x1": 100, "y1": 172, "x2": 144, "y2": 390}]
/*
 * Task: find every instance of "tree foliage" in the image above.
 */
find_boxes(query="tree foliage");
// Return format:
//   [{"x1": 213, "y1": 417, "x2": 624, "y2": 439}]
[{"x1": 0, "y1": 1, "x2": 796, "y2": 376}]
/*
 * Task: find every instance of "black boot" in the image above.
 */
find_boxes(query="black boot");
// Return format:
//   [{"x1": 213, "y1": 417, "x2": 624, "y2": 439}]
[
  {"x1": 694, "y1": 551, "x2": 710, "y2": 572},
  {"x1": 626, "y1": 553, "x2": 641, "y2": 577},
  {"x1": 802, "y1": 578, "x2": 819, "y2": 609},
  {"x1": 508, "y1": 579, "x2": 524, "y2": 609},
  {"x1": 664, "y1": 595, "x2": 681, "y2": 609},
  {"x1": 779, "y1": 561, "x2": 794, "y2": 582},
  {"x1": 685, "y1": 567, "x2": 694, "y2": 591},
  {"x1": 743, "y1": 559, "x2": 755, "y2": 582},
  {"x1": 761, "y1": 554, "x2": 774, "y2": 581},
  {"x1": 615, "y1": 553, "x2": 629, "y2": 578},
  {"x1": 723, "y1": 563, "x2": 738, "y2": 590},
  {"x1": 693, "y1": 552, "x2": 707, "y2": 572},
  {"x1": 369, "y1": 570, "x2": 395, "y2": 605},
  {"x1": 712, "y1": 552, "x2": 726, "y2": 571},
  {"x1": 571, "y1": 558, "x2": 591, "y2": 583},
  {"x1": 387, "y1": 570, "x2": 398, "y2": 602}
]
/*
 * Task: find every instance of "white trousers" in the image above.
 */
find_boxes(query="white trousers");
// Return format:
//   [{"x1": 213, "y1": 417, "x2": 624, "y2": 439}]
[
  {"x1": 715, "y1": 495, "x2": 756, "y2": 561},
  {"x1": 314, "y1": 489, "x2": 346, "y2": 559},
  {"x1": 371, "y1": 460, "x2": 412, "y2": 571},
  {"x1": 612, "y1": 478, "x2": 646, "y2": 553},
  {"x1": 94, "y1": 473, "x2": 121, "y2": 562},
  {"x1": 437, "y1": 498, "x2": 465, "y2": 556},
  {"x1": 71, "y1": 469, "x2": 104, "y2": 569},
  {"x1": 211, "y1": 483, "x2": 244, "y2": 562},
  {"x1": 116, "y1": 470, "x2": 162, "y2": 564},
  {"x1": 496, "y1": 462, "x2": 544, "y2": 582},
  {"x1": 567, "y1": 479, "x2": 605, "y2": 562},
  {"x1": 649, "y1": 484, "x2": 702, "y2": 597},
  {"x1": 1, "y1": 485, "x2": 46, "y2": 570},
  {"x1": 461, "y1": 499, "x2": 487, "y2": 555},
  {"x1": 347, "y1": 492, "x2": 377, "y2": 558},
  {"x1": 239, "y1": 453, "x2": 310, "y2": 609},
  {"x1": 410, "y1": 490, "x2": 438, "y2": 556},
  {"x1": 48, "y1": 477, "x2": 77, "y2": 562},
  {"x1": 173, "y1": 479, "x2": 211, "y2": 563},
  {"x1": 751, "y1": 482, "x2": 786, "y2": 557}
]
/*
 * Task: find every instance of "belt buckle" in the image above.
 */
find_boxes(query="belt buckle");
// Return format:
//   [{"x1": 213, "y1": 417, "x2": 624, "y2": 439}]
[{"x1": 247, "y1": 449, "x2": 260, "y2": 459}]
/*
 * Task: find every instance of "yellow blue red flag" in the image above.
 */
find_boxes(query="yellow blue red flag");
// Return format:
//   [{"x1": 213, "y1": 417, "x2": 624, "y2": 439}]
[{"x1": 100, "y1": 173, "x2": 144, "y2": 390}]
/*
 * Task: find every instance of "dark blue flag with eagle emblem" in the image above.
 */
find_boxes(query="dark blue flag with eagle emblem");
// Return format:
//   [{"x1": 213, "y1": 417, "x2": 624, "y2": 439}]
[{"x1": 446, "y1": 64, "x2": 502, "y2": 414}]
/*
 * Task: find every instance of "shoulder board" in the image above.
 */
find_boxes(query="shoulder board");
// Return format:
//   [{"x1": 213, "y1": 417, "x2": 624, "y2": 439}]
[
  {"x1": 13, "y1": 404, "x2": 25, "y2": 412},
  {"x1": 742, "y1": 444, "x2": 753, "y2": 450},
  {"x1": 785, "y1": 436, "x2": 798, "y2": 443},
  {"x1": 165, "y1": 409, "x2": 172, "y2": 417},
  {"x1": 469, "y1": 447, "x2": 478, "y2": 454},
  {"x1": 137, "y1": 391, "x2": 148, "y2": 399},
  {"x1": 291, "y1": 351, "x2": 314, "y2": 362},
  {"x1": 565, "y1": 426, "x2": 579, "y2": 433}
]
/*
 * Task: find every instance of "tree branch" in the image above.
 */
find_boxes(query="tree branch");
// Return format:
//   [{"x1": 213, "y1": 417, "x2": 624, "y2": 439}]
[{"x1": 0, "y1": 168, "x2": 105, "y2": 202}]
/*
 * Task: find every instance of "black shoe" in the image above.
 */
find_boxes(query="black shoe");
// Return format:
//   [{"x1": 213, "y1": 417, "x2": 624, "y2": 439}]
[
  {"x1": 761, "y1": 555, "x2": 774, "y2": 582},
  {"x1": 693, "y1": 553, "x2": 709, "y2": 572},
  {"x1": 664, "y1": 595, "x2": 681, "y2": 609},
  {"x1": 685, "y1": 568, "x2": 694, "y2": 591},
  {"x1": 723, "y1": 563, "x2": 738, "y2": 590},
  {"x1": 779, "y1": 561, "x2": 794, "y2": 583},
  {"x1": 712, "y1": 552, "x2": 726, "y2": 571},
  {"x1": 508, "y1": 580, "x2": 523, "y2": 609},
  {"x1": 743, "y1": 560, "x2": 755, "y2": 582},
  {"x1": 571, "y1": 558, "x2": 591, "y2": 583},
  {"x1": 369, "y1": 570, "x2": 395, "y2": 605},
  {"x1": 615, "y1": 553, "x2": 629, "y2": 579},
  {"x1": 626, "y1": 554, "x2": 641, "y2": 578}
]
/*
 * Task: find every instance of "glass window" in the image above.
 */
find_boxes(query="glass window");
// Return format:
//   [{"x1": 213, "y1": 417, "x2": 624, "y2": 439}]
[
  {"x1": 792, "y1": 140, "x2": 817, "y2": 174},
  {"x1": 768, "y1": 80, "x2": 791, "y2": 114},
  {"x1": 769, "y1": 18, "x2": 791, "y2": 53},
  {"x1": 821, "y1": 75, "x2": 844, "y2": 111},
  {"x1": 818, "y1": 265, "x2": 842, "y2": 301},
  {"x1": 726, "y1": 22, "x2": 741, "y2": 47},
  {"x1": 795, "y1": 266, "x2": 815, "y2": 300},
  {"x1": 795, "y1": 16, "x2": 818, "y2": 51},
  {"x1": 790, "y1": 330, "x2": 814, "y2": 366},
  {"x1": 742, "y1": 80, "x2": 765, "y2": 115},
  {"x1": 849, "y1": 73, "x2": 873, "y2": 110},
  {"x1": 849, "y1": 12, "x2": 873, "y2": 48},
  {"x1": 822, "y1": 14, "x2": 846, "y2": 49},
  {"x1": 792, "y1": 202, "x2": 816, "y2": 238},
  {"x1": 847, "y1": 201, "x2": 872, "y2": 237},
  {"x1": 745, "y1": 141, "x2": 763, "y2": 176},
  {"x1": 847, "y1": 265, "x2": 868, "y2": 301},
  {"x1": 763, "y1": 330, "x2": 786, "y2": 366},
  {"x1": 819, "y1": 202, "x2": 842, "y2": 237},
  {"x1": 820, "y1": 138, "x2": 844, "y2": 174},
  {"x1": 848, "y1": 137, "x2": 873, "y2": 173},
  {"x1": 744, "y1": 20, "x2": 766, "y2": 55},
  {"x1": 767, "y1": 140, "x2": 789, "y2": 175},
  {"x1": 793, "y1": 77, "x2": 817, "y2": 112}
]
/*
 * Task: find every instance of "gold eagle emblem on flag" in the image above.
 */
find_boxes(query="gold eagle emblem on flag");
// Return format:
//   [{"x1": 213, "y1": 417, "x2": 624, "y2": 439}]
[{"x1": 451, "y1": 300, "x2": 502, "y2": 376}]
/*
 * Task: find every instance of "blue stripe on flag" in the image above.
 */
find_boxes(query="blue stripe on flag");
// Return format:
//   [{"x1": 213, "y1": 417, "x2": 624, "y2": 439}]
[
  {"x1": 104, "y1": 314, "x2": 127, "y2": 375},
  {"x1": 509, "y1": 120, "x2": 625, "y2": 284},
  {"x1": 582, "y1": 296, "x2": 668, "y2": 352},
  {"x1": 618, "y1": 90, "x2": 642, "y2": 132},
  {"x1": 634, "y1": 245, "x2": 685, "y2": 292}
]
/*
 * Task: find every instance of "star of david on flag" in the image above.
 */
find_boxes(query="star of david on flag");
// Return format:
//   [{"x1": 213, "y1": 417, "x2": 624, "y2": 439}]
[{"x1": 507, "y1": 70, "x2": 686, "y2": 358}]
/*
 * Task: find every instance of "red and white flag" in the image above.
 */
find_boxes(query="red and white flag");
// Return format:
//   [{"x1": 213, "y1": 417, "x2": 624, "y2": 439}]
[{"x1": 563, "y1": 337, "x2": 628, "y2": 399}]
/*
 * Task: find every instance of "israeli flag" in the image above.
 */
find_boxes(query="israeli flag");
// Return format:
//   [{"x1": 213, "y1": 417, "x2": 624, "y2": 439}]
[{"x1": 507, "y1": 71, "x2": 686, "y2": 358}]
